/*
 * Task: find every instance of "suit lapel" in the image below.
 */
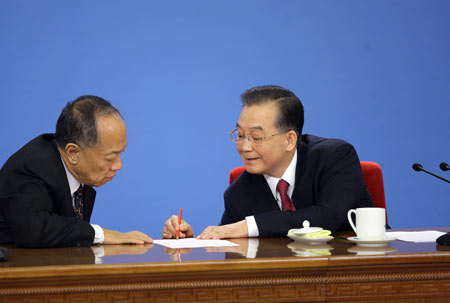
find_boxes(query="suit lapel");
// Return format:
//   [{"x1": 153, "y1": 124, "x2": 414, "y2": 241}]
[
  {"x1": 82, "y1": 186, "x2": 96, "y2": 222},
  {"x1": 53, "y1": 153, "x2": 77, "y2": 217},
  {"x1": 250, "y1": 174, "x2": 280, "y2": 213},
  {"x1": 292, "y1": 140, "x2": 308, "y2": 208}
]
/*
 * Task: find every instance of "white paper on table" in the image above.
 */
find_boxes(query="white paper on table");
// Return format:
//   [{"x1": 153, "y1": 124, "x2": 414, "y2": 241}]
[
  {"x1": 153, "y1": 238, "x2": 240, "y2": 249},
  {"x1": 386, "y1": 231, "x2": 446, "y2": 243}
]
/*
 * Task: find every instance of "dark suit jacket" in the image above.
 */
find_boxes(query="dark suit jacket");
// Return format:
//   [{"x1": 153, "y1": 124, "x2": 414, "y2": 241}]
[
  {"x1": 220, "y1": 134, "x2": 374, "y2": 237},
  {"x1": 0, "y1": 134, "x2": 96, "y2": 247}
]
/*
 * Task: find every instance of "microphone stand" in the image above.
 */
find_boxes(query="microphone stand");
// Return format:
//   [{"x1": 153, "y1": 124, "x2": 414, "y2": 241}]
[
  {"x1": 412, "y1": 163, "x2": 450, "y2": 246},
  {"x1": 412, "y1": 163, "x2": 450, "y2": 183}
]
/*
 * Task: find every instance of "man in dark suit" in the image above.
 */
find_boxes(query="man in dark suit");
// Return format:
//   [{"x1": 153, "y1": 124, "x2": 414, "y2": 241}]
[
  {"x1": 0, "y1": 95, "x2": 152, "y2": 247},
  {"x1": 162, "y1": 85, "x2": 373, "y2": 239}
]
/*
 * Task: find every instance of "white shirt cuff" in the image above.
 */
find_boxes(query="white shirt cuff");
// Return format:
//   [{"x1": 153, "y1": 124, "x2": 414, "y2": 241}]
[
  {"x1": 245, "y1": 216, "x2": 259, "y2": 237},
  {"x1": 91, "y1": 224, "x2": 105, "y2": 244}
]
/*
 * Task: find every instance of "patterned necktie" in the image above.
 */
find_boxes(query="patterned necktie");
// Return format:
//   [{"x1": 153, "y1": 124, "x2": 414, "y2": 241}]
[
  {"x1": 277, "y1": 179, "x2": 296, "y2": 211},
  {"x1": 73, "y1": 185, "x2": 84, "y2": 219}
]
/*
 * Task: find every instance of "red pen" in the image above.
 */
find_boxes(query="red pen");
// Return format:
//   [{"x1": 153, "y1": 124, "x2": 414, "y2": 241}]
[{"x1": 176, "y1": 208, "x2": 182, "y2": 240}]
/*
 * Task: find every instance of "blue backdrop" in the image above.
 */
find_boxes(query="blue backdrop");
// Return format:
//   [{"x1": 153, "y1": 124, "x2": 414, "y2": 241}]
[{"x1": 1, "y1": 1, "x2": 449, "y2": 238}]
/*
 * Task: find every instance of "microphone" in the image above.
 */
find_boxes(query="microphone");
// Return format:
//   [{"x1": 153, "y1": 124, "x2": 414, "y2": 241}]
[
  {"x1": 412, "y1": 163, "x2": 450, "y2": 246},
  {"x1": 0, "y1": 247, "x2": 9, "y2": 262},
  {"x1": 412, "y1": 163, "x2": 450, "y2": 184},
  {"x1": 440, "y1": 162, "x2": 450, "y2": 172}
]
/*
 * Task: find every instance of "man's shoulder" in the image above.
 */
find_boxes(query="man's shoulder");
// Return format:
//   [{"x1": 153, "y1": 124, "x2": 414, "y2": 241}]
[
  {"x1": 6, "y1": 133, "x2": 56, "y2": 159},
  {"x1": 300, "y1": 134, "x2": 355, "y2": 155},
  {"x1": 301, "y1": 134, "x2": 351, "y2": 149},
  {"x1": 0, "y1": 133, "x2": 59, "y2": 177},
  {"x1": 299, "y1": 134, "x2": 358, "y2": 167},
  {"x1": 225, "y1": 169, "x2": 264, "y2": 196},
  {"x1": 23, "y1": 133, "x2": 56, "y2": 150}
]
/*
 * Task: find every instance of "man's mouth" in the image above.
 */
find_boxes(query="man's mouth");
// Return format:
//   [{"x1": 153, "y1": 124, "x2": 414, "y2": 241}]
[{"x1": 245, "y1": 157, "x2": 260, "y2": 162}]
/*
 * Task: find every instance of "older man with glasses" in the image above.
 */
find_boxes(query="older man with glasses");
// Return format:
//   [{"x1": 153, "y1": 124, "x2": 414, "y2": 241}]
[{"x1": 162, "y1": 85, "x2": 373, "y2": 240}]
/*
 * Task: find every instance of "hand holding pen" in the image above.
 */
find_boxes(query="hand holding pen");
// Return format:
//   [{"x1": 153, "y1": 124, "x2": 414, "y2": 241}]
[{"x1": 161, "y1": 211, "x2": 195, "y2": 239}]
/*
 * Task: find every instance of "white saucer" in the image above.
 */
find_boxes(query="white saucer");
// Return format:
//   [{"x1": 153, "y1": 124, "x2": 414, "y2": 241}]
[
  {"x1": 287, "y1": 233, "x2": 334, "y2": 245},
  {"x1": 347, "y1": 236, "x2": 397, "y2": 247}
]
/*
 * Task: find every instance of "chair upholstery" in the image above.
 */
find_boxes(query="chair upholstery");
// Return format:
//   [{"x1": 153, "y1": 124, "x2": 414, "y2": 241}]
[
  {"x1": 228, "y1": 161, "x2": 387, "y2": 222},
  {"x1": 359, "y1": 161, "x2": 387, "y2": 210},
  {"x1": 229, "y1": 166, "x2": 246, "y2": 185}
]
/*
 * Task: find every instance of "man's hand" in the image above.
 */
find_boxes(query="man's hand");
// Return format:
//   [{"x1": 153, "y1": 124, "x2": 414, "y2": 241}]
[
  {"x1": 162, "y1": 215, "x2": 194, "y2": 239},
  {"x1": 103, "y1": 228, "x2": 153, "y2": 245},
  {"x1": 197, "y1": 220, "x2": 248, "y2": 239}
]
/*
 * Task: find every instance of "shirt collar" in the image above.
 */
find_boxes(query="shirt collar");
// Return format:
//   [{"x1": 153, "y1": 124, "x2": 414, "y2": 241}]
[
  {"x1": 264, "y1": 149, "x2": 297, "y2": 199},
  {"x1": 60, "y1": 157, "x2": 81, "y2": 196}
]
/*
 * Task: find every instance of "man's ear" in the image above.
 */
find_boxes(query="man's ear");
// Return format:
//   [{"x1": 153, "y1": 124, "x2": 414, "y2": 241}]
[
  {"x1": 65, "y1": 143, "x2": 81, "y2": 165},
  {"x1": 285, "y1": 130, "x2": 298, "y2": 152}
]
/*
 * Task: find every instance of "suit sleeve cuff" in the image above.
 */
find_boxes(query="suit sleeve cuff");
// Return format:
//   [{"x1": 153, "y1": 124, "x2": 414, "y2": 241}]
[
  {"x1": 245, "y1": 216, "x2": 259, "y2": 237},
  {"x1": 91, "y1": 224, "x2": 105, "y2": 244}
]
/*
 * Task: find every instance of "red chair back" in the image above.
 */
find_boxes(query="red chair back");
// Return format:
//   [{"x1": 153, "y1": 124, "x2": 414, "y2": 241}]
[
  {"x1": 359, "y1": 161, "x2": 387, "y2": 209},
  {"x1": 229, "y1": 166, "x2": 246, "y2": 184},
  {"x1": 228, "y1": 161, "x2": 387, "y2": 222}
]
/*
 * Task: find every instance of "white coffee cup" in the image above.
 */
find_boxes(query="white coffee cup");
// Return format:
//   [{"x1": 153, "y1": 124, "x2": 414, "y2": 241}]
[{"x1": 347, "y1": 207, "x2": 386, "y2": 240}]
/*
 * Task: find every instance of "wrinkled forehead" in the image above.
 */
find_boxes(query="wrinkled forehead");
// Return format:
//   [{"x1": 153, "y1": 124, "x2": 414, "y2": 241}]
[{"x1": 237, "y1": 104, "x2": 279, "y2": 132}]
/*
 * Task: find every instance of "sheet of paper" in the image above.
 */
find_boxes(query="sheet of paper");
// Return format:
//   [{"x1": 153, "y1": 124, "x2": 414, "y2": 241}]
[
  {"x1": 386, "y1": 230, "x2": 446, "y2": 243},
  {"x1": 153, "y1": 238, "x2": 240, "y2": 249}
]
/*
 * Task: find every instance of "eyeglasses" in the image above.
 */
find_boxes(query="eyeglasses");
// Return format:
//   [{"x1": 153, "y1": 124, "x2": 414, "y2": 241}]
[{"x1": 228, "y1": 129, "x2": 288, "y2": 145}]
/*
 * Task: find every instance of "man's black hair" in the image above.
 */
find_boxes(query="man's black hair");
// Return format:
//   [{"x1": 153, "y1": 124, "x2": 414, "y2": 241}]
[{"x1": 55, "y1": 95, "x2": 121, "y2": 149}]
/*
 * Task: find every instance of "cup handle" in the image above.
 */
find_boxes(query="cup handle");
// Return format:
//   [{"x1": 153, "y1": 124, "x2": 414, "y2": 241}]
[{"x1": 347, "y1": 209, "x2": 357, "y2": 234}]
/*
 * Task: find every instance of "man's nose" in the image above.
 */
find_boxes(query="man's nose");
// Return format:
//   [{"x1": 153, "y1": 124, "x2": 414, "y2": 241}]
[
  {"x1": 111, "y1": 154, "x2": 122, "y2": 171},
  {"x1": 240, "y1": 136, "x2": 254, "y2": 151}
]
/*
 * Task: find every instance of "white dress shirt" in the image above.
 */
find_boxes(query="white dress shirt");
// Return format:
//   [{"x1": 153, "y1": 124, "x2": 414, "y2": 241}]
[
  {"x1": 61, "y1": 158, "x2": 105, "y2": 244},
  {"x1": 245, "y1": 150, "x2": 298, "y2": 237}
]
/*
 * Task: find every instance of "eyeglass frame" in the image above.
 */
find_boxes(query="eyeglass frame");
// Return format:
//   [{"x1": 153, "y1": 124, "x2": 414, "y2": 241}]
[{"x1": 228, "y1": 128, "x2": 290, "y2": 145}]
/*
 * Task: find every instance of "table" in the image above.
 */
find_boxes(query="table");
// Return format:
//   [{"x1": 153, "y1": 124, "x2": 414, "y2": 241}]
[{"x1": 1, "y1": 229, "x2": 450, "y2": 302}]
